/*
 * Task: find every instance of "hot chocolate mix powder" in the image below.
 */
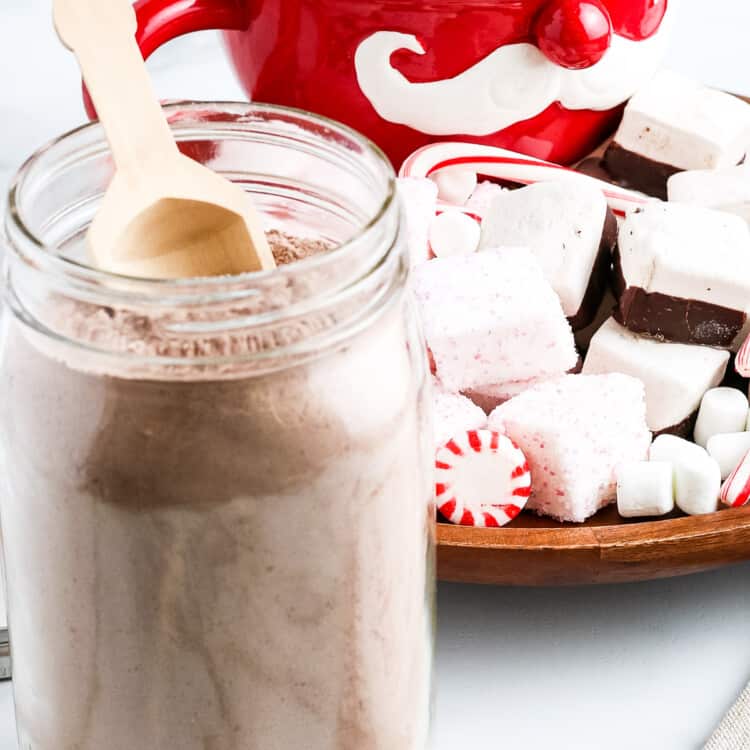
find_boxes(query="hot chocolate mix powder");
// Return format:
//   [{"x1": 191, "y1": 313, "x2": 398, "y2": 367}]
[{"x1": 0, "y1": 233, "x2": 433, "y2": 749}]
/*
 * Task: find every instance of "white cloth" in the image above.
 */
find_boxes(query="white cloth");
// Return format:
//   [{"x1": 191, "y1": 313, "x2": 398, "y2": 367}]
[{"x1": 705, "y1": 682, "x2": 750, "y2": 750}]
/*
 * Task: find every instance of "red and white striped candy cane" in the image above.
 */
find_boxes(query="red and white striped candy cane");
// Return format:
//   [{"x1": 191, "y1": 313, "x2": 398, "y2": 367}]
[
  {"x1": 720, "y1": 448, "x2": 750, "y2": 508},
  {"x1": 435, "y1": 429, "x2": 531, "y2": 528},
  {"x1": 400, "y1": 142, "x2": 650, "y2": 218},
  {"x1": 736, "y1": 333, "x2": 750, "y2": 377}
]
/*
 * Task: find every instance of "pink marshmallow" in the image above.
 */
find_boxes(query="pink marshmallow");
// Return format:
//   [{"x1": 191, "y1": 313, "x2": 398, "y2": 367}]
[
  {"x1": 488, "y1": 374, "x2": 652, "y2": 522},
  {"x1": 433, "y1": 382, "x2": 487, "y2": 448},
  {"x1": 464, "y1": 374, "x2": 565, "y2": 414},
  {"x1": 412, "y1": 248, "x2": 577, "y2": 392},
  {"x1": 397, "y1": 176, "x2": 438, "y2": 269}
]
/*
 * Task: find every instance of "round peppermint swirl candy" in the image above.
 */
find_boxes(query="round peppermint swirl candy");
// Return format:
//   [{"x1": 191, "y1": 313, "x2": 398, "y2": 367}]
[{"x1": 435, "y1": 429, "x2": 531, "y2": 527}]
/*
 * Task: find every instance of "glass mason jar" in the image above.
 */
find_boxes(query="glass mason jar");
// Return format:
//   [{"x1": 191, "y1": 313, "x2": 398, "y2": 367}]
[{"x1": 0, "y1": 102, "x2": 434, "y2": 750}]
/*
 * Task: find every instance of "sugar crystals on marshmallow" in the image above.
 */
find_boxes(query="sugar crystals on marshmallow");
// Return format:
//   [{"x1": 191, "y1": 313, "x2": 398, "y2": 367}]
[
  {"x1": 614, "y1": 202, "x2": 750, "y2": 348},
  {"x1": 397, "y1": 176, "x2": 438, "y2": 269},
  {"x1": 433, "y1": 381, "x2": 488, "y2": 449},
  {"x1": 412, "y1": 248, "x2": 577, "y2": 392},
  {"x1": 479, "y1": 181, "x2": 616, "y2": 330},
  {"x1": 604, "y1": 70, "x2": 750, "y2": 199},
  {"x1": 489, "y1": 374, "x2": 651, "y2": 523}
]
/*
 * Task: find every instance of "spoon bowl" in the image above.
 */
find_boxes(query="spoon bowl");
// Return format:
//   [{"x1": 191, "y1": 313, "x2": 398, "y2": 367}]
[{"x1": 54, "y1": 0, "x2": 275, "y2": 278}]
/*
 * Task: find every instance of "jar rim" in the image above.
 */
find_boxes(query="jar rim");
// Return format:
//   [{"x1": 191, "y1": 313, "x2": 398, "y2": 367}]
[{"x1": 4, "y1": 100, "x2": 398, "y2": 305}]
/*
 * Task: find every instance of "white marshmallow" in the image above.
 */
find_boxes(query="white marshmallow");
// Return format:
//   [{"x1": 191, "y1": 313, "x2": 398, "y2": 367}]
[
  {"x1": 583, "y1": 318, "x2": 729, "y2": 433},
  {"x1": 650, "y1": 435, "x2": 721, "y2": 516},
  {"x1": 668, "y1": 167, "x2": 750, "y2": 225},
  {"x1": 694, "y1": 387, "x2": 749, "y2": 448},
  {"x1": 465, "y1": 181, "x2": 507, "y2": 216},
  {"x1": 616, "y1": 461, "x2": 675, "y2": 518},
  {"x1": 618, "y1": 202, "x2": 750, "y2": 312},
  {"x1": 428, "y1": 211, "x2": 481, "y2": 258},
  {"x1": 706, "y1": 432, "x2": 750, "y2": 480},
  {"x1": 613, "y1": 70, "x2": 750, "y2": 171},
  {"x1": 489, "y1": 374, "x2": 651, "y2": 523},
  {"x1": 430, "y1": 167, "x2": 478, "y2": 206},
  {"x1": 479, "y1": 180, "x2": 609, "y2": 319},
  {"x1": 397, "y1": 177, "x2": 438, "y2": 269}
]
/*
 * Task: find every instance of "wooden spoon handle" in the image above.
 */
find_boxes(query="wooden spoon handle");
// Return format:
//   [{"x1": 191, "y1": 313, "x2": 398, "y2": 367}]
[{"x1": 53, "y1": 0, "x2": 178, "y2": 174}]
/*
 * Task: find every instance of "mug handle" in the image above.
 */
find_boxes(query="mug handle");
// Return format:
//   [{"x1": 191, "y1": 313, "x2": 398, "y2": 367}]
[{"x1": 83, "y1": 0, "x2": 251, "y2": 118}]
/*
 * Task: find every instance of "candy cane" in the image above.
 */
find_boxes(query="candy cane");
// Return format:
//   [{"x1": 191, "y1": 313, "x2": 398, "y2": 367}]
[
  {"x1": 435, "y1": 429, "x2": 531, "y2": 527},
  {"x1": 400, "y1": 142, "x2": 650, "y2": 218},
  {"x1": 736, "y1": 334, "x2": 750, "y2": 377},
  {"x1": 720, "y1": 447, "x2": 750, "y2": 508}
]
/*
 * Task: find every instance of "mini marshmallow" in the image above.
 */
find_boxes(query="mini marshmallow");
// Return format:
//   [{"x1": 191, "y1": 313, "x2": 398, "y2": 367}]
[
  {"x1": 479, "y1": 180, "x2": 614, "y2": 328},
  {"x1": 465, "y1": 181, "x2": 507, "y2": 216},
  {"x1": 583, "y1": 318, "x2": 729, "y2": 435},
  {"x1": 412, "y1": 249, "x2": 578, "y2": 392},
  {"x1": 435, "y1": 429, "x2": 531, "y2": 527},
  {"x1": 489, "y1": 374, "x2": 651, "y2": 522},
  {"x1": 433, "y1": 382, "x2": 487, "y2": 448},
  {"x1": 604, "y1": 70, "x2": 750, "y2": 198},
  {"x1": 428, "y1": 210, "x2": 481, "y2": 258},
  {"x1": 615, "y1": 202, "x2": 750, "y2": 347},
  {"x1": 693, "y1": 387, "x2": 749, "y2": 448},
  {"x1": 430, "y1": 167, "x2": 478, "y2": 206},
  {"x1": 720, "y1": 448, "x2": 750, "y2": 507},
  {"x1": 668, "y1": 167, "x2": 750, "y2": 225},
  {"x1": 397, "y1": 177, "x2": 438, "y2": 269},
  {"x1": 650, "y1": 435, "x2": 721, "y2": 516},
  {"x1": 707, "y1": 432, "x2": 750, "y2": 480},
  {"x1": 616, "y1": 461, "x2": 675, "y2": 518}
]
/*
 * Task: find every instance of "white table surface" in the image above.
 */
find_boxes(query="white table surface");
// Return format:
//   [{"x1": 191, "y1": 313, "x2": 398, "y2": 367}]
[{"x1": 1, "y1": 2, "x2": 750, "y2": 748}]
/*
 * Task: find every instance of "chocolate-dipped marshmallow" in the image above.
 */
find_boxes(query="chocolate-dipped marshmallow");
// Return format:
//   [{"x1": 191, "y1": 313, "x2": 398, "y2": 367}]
[
  {"x1": 613, "y1": 202, "x2": 750, "y2": 348},
  {"x1": 603, "y1": 70, "x2": 750, "y2": 199}
]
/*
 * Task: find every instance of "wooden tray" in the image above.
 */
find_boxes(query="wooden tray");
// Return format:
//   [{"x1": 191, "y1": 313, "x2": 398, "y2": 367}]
[
  {"x1": 437, "y1": 506, "x2": 750, "y2": 586},
  {"x1": 434, "y1": 91, "x2": 750, "y2": 587}
]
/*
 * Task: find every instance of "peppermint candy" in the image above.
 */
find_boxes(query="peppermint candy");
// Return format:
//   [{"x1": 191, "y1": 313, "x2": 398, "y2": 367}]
[{"x1": 435, "y1": 429, "x2": 531, "y2": 527}]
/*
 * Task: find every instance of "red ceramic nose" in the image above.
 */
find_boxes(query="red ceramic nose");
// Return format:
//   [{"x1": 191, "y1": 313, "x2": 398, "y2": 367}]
[{"x1": 533, "y1": 0, "x2": 613, "y2": 70}]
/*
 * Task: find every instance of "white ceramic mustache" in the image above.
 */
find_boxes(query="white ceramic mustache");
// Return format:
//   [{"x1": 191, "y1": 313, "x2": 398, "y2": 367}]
[{"x1": 355, "y1": 7, "x2": 674, "y2": 137}]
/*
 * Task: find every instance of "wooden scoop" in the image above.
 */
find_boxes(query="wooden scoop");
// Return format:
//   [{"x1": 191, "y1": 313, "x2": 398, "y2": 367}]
[{"x1": 53, "y1": 0, "x2": 276, "y2": 278}]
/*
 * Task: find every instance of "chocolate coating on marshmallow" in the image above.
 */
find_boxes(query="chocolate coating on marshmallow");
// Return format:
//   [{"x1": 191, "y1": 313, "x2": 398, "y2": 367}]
[
  {"x1": 604, "y1": 70, "x2": 750, "y2": 198},
  {"x1": 614, "y1": 202, "x2": 750, "y2": 347}
]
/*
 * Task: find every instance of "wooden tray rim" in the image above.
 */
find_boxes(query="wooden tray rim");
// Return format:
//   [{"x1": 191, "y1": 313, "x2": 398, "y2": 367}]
[{"x1": 437, "y1": 507, "x2": 750, "y2": 552}]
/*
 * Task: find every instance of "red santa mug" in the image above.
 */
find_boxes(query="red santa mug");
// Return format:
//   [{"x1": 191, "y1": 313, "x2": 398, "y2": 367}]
[{"x1": 102, "y1": 0, "x2": 674, "y2": 167}]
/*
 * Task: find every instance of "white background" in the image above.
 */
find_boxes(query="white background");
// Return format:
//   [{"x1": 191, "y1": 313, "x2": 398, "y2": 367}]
[{"x1": 1, "y1": 1, "x2": 750, "y2": 748}]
